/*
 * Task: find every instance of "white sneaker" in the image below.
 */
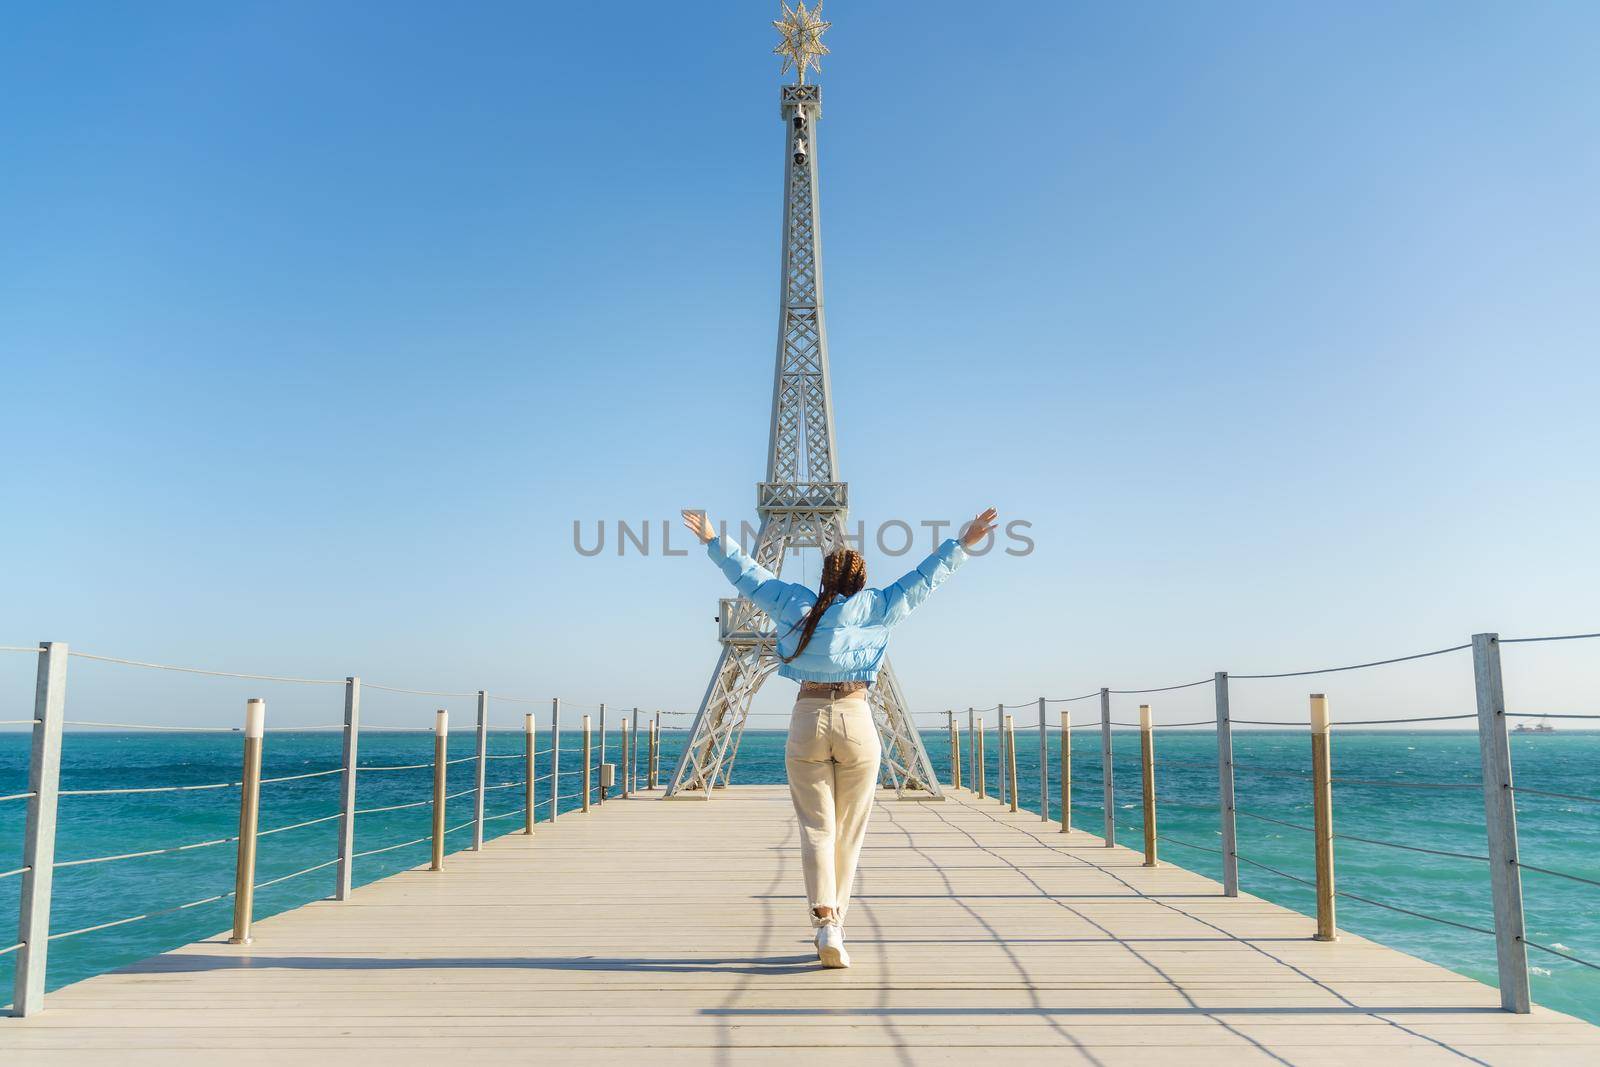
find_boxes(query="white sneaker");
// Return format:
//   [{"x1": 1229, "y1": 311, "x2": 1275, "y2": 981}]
[{"x1": 816, "y1": 923, "x2": 850, "y2": 968}]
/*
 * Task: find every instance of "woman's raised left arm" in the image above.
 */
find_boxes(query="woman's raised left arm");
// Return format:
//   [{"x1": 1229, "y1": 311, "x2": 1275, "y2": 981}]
[{"x1": 875, "y1": 507, "x2": 997, "y2": 626}]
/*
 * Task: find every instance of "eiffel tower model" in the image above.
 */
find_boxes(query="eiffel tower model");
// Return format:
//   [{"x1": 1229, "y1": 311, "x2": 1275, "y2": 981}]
[{"x1": 666, "y1": 4, "x2": 943, "y2": 800}]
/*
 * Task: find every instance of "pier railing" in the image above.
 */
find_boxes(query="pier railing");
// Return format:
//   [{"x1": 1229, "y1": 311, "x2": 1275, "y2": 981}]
[
  {"x1": 0, "y1": 644, "x2": 671, "y2": 1017},
  {"x1": 3, "y1": 630, "x2": 1597, "y2": 1017},
  {"x1": 890, "y1": 630, "x2": 1599, "y2": 1015}
]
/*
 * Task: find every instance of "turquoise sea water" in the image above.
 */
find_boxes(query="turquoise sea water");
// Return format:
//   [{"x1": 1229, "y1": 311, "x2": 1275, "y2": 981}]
[{"x1": 1, "y1": 728, "x2": 1596, "y2": 1023}]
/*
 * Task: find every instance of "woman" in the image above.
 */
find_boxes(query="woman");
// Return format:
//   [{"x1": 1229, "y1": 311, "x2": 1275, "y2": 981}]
[{"x1": 681, "y1": 506, "x2": 997, "y2": 968}]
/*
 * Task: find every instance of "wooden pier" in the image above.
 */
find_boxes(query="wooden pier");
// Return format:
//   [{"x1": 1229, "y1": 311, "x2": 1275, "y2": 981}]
[{"x1": 2, "y1": 786, "x2": 1597, "y2": 1065}]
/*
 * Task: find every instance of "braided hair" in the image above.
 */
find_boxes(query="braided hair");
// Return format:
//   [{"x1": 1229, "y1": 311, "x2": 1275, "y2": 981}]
[{"x1": 780, "y1": 547, "x2": 867, "y2": 663}]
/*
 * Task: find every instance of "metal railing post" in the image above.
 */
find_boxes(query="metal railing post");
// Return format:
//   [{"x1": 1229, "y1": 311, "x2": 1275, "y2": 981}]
[
  {"x1": 649, "y1": 713, "x2": 659, "y2": 790},
  {"x1": 431, "y1": 710, "x2": 448, "y2": 871},
  {"x1": 1215, "y1": 671, "x2": 1239, "y2": 897},
  {"x1": 1005, "y1": 714, "x2": 1019, "y2": 812},
  {"x1": 621, "y1": 719, "x2": 631, "y2": 799},
  {"x1": 1472, "y1": 632, "x2": 1531, "y2": 1012},
  {"x1": 335, "y1": 677, "x2": 361, "y2": 901},
  {"x1": 1139, "y1": 705, "x2": 1157, "y2": 867},
  {"x1": 966, "y1": 708, "x2": 976, "y2": 792},
  {"x1": 1309, "y1": 694, "x2": 1337, "y2": 942},
  {"x1": 947, "y1": 711, "x2": 961, "y2": 791},
  {"x1": 12, "y1": 640, "x2": 68, "y2": 1017},
  {"x1": 975, "y1": 715, "x2": 986, "y2": 798},
  {"x1": 229, "y1": 699, "x2": 266, "y2": 944},
  {"x1": 995, "y1": 703, "x2": 1006, "y2": 807},
  {"x1": 550, "y1": 698, "x2": 561, "y2": 821},
  {"x1": 632, "y1": 708, "x2": 641, "y2": 793},
  {"x1": 524, "y1": 713, "x2": 536, "y2": 835},
  {"x1": 582, "y1": 714, "x2": 592, "y2": 813},
  {"x1": 472, "y1": 691, "x2": 488, "y2": 850},
  {"x1": 1037, "y1": 697, "x2": 1048, "y2": 821},
  {"x1": 597, "y1": 703, "x2": 606, "y2": 805},
  {"x1": 1059, "y1": 710, "x2": 1071, "y2": 833},
  {"x1": 1099, "y1": 688, "x2": 1114, "y2": 847}
]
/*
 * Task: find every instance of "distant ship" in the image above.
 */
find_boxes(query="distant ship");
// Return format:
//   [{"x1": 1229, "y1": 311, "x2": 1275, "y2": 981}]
[{"x1": 1513, "y1": 715, "x2": 1555, "y2": 734}]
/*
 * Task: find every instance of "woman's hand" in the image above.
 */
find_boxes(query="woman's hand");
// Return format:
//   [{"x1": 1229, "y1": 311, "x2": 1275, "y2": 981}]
[
  {"x1": 681, "y1": 509, "x2": 716, "y2": 545},
  {"x1": 959, "y1": 507, "x2": 998, "y2": 549}
]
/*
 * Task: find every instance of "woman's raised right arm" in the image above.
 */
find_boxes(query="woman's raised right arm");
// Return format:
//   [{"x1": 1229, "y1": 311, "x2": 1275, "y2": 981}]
[{"x1": 682, "y1": 509, "x2": 796, "y2": 617}]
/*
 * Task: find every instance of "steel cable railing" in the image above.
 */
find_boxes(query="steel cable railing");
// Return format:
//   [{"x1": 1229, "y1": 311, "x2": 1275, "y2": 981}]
[
  {"x1": 353, "y1": 799, "x2": 430, "y2": 816},
  {"x1": 65, "y1": 650, "x2": 342, "y2": 685},
  {"x1": 257, "y1": 812, "x2": 344, "y2": 838},
  {"x1": 5, "y1": 628, "x2": 1596, "y2": 1017},
  {"x1": 1157, "y1": 833, "x2": 1225, "y2": 855},
  {"x1": 1523, "y1": 939, "x2": 1600, "y2": 971},
  {"x1": 1501, "y1": 632, "x2": 1600, "y2": 644},
  {"x1": 1507, "y1": 712, "x2": 1600, "y2": 720},
  {"x1": 63, "y1": 720, "x2": 237, "y2": 732},
  {"x1": 1515, "y1": 862, "x2": 1600, "y2": 891},
  {"x1": 1510, "y1": 785, "x2": 1600, "y2": 805},
  {"x1": 260, "y1": 767, "x2": 344, "y2": 784},
  {"x1": 47, "y1": 892, "x2": 236, "y2": 943},
  {"x1": 1330, "y1": 776, "x2": 1481, "y2": 791},
  {"x1": 54, "y1": 836, "x2": 236, "y2": 868},
  {"x1": 1230, "y1": 643, "x2": 1471, "y2": 680},
  {"x1": 350, "y1": 836, "x2": 430, "y2": 860},
  {"x1": 1333, "y1": 833, "x2": 1489, "y2": 864},
  {"x1": 253, "y1": 859, "x2": 340, "y2": 891},
  {"x1": 1236, "y1": 809, "x2": 1312, "y2": 833},
  {"x1": 1109, "y1": 677, "x2": 1214, "y2": 695},
  {"x1": 61, "y1": 781, "x2": 241, "y2": 796},
  {"x1": 0, "y1": 643, "x2": 670, "y2": 1019}
]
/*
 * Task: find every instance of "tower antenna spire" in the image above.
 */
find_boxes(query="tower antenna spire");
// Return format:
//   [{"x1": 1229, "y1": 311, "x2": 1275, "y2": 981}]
[{"x1": 772, "y1": 2, "x2": 831, "y2": 85}]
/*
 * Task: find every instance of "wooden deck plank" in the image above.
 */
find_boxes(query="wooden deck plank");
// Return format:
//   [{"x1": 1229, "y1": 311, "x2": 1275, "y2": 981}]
[{"x1": 1, "y1": 786, "x2": 1595, "y2": 1065}]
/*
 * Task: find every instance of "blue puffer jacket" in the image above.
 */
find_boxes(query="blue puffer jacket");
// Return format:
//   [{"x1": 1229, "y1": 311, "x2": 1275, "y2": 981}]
[{"x1": 705, "y1": 535, "x2": 971, "y2": 683}]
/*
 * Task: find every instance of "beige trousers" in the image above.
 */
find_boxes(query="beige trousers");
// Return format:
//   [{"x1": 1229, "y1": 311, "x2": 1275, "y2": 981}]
[{"x1": 785, "y1": 692, "x2": 881, "y2": 928}]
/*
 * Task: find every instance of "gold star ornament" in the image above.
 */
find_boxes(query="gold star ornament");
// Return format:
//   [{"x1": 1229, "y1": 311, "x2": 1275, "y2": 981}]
[{"x1": 773, "y1": 1, "x2": 831, "y2": 84}]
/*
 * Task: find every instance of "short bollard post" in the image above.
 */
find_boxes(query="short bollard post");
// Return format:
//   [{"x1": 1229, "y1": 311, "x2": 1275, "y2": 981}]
[
  {"x1": 335, "y1": 677, "x2": 361, "y2": 901},
  {"x1": 14, "y1": 641, "x2": 69, "y2": 1017},
  {"x1": 1310, "y1": 694, "x2": 1337, "y2": 941},
  {"x1": 523, "y1": 713, "x2": 536, "y2": 835},
  {"x1": 230, "y1": 699, "x2": 266, "y2": 944},
  {"x1": 1059, "y1": 710, "x2": 1071, "y2": 833},
  {"x1": 582, "y1": 714, "x2": 592, "y2": 813},
  {"x1": 550, "y1": 698, "x2": 561, "y2": 821},
  {"x1": 1099, "y1": 688, "x2": 1114, "y2": 848},
  {"x1": 431, "y1": 710, "x2": 448, "y2": 871},
  {"x1": 472, "y1": 691, "x2": 488, "y2": 851},
  {"x1": 975, "y1": 716, "x2": 987, "y2": 798},
  {"x1": 620, "y1": 720, "x2": 631, "y2": 799},
  {"x1": 1139, "y1": 705, "x2": 1157, "y2": 867},
  {"x1": 1005, "y1": 714, "x2": 1019, "y2": 813}
]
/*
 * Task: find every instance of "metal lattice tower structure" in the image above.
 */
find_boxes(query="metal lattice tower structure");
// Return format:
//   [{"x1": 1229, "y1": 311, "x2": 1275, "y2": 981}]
[{"x1": 666, "y1": 81, "x2": 943, "y2": 801}]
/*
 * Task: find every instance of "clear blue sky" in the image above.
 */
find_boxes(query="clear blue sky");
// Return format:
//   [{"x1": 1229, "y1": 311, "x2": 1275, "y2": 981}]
[{"x1": 2, "y1": 2, "x2": 1596, "y2": 728}]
